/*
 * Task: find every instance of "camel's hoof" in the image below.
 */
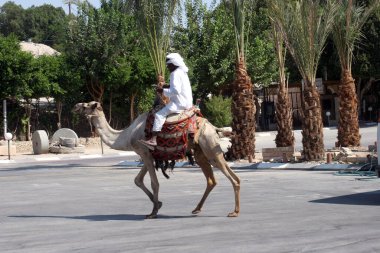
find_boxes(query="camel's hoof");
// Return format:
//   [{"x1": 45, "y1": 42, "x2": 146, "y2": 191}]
[
  {"x1": 158, "y1": 201, "x2": 163, "y2": 210},
  {"x1": 227, "y1": 212, "x2": 239, "y2": 217},
  {"x1": 191, "y1": 209, "x2": 201, "y2": 215},
  {"x1": 145, "y1": 214, "x2": 157, "y2": 219}
]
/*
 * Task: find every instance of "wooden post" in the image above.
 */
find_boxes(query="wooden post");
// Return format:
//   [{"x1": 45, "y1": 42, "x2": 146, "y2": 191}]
[{"x1": 326, "y1": 153, "x2": 332, "y2": 164}]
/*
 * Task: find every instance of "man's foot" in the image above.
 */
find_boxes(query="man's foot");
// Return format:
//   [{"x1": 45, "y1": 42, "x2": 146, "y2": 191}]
[{"x1": 139, "y1": 139, "x2": 157, "y2": 150}]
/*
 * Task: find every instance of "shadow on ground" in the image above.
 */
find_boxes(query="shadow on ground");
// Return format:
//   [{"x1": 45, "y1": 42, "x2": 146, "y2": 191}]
[
  {"x1": 310, "y1": 190, "x2": 380, "y2": 206},
  {"x1": 9, "y1": 213, "x2": 201, "y2": 221}
]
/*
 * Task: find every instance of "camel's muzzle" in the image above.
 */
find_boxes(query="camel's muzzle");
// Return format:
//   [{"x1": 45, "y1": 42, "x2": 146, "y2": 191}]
[{"x1": 72, "y1": 103, "x2": 86, "y2": 114}]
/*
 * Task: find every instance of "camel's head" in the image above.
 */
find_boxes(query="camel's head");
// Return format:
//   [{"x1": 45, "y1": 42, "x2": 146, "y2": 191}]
[{"x1": 73, "y1": 101, "x2": 103, "y2": 118}]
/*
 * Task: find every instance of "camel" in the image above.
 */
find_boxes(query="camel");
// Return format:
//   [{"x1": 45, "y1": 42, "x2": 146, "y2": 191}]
[{"x1": 73, "y1": 101, "x2": 240, "y2": 218}]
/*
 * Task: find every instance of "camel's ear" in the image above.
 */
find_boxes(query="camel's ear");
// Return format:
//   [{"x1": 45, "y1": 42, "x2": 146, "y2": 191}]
[
  {"x1": 91, "y1": 102, "x2": 103, "y2": 111},
  {"x1": 90, "y1": 102, "x2": 98, "y2": 110}
]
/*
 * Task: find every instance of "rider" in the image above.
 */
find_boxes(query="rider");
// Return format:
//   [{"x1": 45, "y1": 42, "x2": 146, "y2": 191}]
[{"x1": 140, "y1": 53, "x2": 193, "y2": 150}]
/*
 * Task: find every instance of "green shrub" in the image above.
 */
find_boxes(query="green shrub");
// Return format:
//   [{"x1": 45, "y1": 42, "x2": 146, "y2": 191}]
[{"x1": 203, "y1": 95, "x2": 232, "y2": 128}]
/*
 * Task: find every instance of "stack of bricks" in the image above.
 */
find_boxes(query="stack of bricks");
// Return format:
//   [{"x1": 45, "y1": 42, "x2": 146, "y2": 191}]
[{"x1": 262, "y1": 146, "x2": 295, "y2": 162}]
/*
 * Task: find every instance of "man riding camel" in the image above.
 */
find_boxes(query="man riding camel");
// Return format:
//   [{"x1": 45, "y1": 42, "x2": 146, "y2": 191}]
[{"x1": 140, "y1": 53, "x2": 193, "y2": 150}]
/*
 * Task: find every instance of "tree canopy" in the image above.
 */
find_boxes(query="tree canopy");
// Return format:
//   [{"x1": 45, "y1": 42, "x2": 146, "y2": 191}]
[{"x1": 0, "y1": 0, "x2": 379, "y2": 141}]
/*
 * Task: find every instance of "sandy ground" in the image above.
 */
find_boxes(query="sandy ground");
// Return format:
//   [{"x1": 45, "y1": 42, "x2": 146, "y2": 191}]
[{"x1": 12, "y1": 137, "x2": 105, "y2": 154}]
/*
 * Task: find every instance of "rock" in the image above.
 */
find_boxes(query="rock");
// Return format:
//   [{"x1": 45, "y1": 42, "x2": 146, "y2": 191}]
[
  {"x1": 32, "y1": 130, "x2": 49, "y2": 154},
  {"x1": 51, "y1": 128, "x2": 79, "y2": 146},
  {"x1": 49, "y1": 145, "x2": 85, "y2": 154},
  {"x1": 341, "y1": 147, "x2": 353, "y2": 156},
  {"x1": 59, "y1": 137, "x2": 76, "y2": 148}
]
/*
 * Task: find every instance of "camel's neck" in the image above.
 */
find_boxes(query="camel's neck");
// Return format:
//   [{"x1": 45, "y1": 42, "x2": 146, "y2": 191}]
[
  {"x1": 89, "y1": 111, "x2": 147, "y2": 151},
  {"x1": 90, "y1": 112, "x2": 129, "y2": 150}
]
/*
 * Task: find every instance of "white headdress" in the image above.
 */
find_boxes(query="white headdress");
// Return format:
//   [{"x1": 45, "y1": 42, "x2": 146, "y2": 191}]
[{"x1": 166, "y1": 53, "x2": 188, "y2": 73}]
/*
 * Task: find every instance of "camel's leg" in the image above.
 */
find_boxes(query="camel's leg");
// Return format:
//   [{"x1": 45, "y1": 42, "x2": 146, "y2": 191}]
[
  {"x1": 134, "y1": 165, "x2": 155, "y2": 202},
  {"x1": 191, "y1": 146, "x2": 217, "y2": 215},
  {"x1": 135, "y1": 153, "x2": 162, "y2": 219},
  {"x1": 144, "y1": 160, "x2": 161, "y2": 219},
  {"x1": 212, "y1": 153, "x2": 240, "y2": 217}
]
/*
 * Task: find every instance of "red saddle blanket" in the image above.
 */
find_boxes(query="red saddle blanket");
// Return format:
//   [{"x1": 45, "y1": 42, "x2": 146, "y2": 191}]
[{"x1": 144, "y1": 109, "x2": 197, "y2": 161}]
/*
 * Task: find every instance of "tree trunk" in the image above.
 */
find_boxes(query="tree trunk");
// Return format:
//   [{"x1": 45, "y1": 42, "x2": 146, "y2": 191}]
[
  {"x1": 56, "y1": 99, "x2": 62, "y2": 129},
  {"x1": 301, "y1": 83, "x2": 324, "y2": 161},
  {"x1": 229, "y1": 56, "x2": 256, "y2": 161},
  {"x1": 130, "y1": 92, "x2": 136, "y2": 121},
  {"x1": 86, "y1": 77, "x2": 104, "y2": 102},
  {"x1": 25, "y1": 100, "x2": 32, "y2": 141},
  {"x1": 275, "y1": 84, "x2": 294, "y2": 147},
  {"x1": 337, "y1": 70, "x2": 360, "y2": 147}
]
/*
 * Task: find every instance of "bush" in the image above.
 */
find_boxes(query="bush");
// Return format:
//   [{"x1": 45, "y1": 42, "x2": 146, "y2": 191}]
[{"x1": 202, "y1": 95, "x2": 232, "y2": 128}]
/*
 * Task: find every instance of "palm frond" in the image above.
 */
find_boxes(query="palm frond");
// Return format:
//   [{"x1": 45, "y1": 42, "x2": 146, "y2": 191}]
[
  {"x1": 332, "y1": 0, "x2": 380, "y2": 71},
  {"x1": 269, "y1": 0, "x2": 338, "y2": 84},
  {"x1": 270, "y1": 19, "x2": 287, "y2": 85},
  {"x1": 232, "y1": 0, "x2": 245, "y2": 59},
  {"x1": 224, "y1": 0, "x2": 256, "y2": 62},
  {"x1": 134, "y1": 0, "x2": 178, "y2": 77}
]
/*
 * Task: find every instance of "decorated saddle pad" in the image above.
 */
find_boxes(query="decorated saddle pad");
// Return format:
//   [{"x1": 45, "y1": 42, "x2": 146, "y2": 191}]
[{"x1": 145, "y1": 109, "x2": 197, "y2": 161}]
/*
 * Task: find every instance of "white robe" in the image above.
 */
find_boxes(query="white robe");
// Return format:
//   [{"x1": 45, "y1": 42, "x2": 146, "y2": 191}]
[{"x1": 153, "y1": 68, "x2": 193, "y2": 132}]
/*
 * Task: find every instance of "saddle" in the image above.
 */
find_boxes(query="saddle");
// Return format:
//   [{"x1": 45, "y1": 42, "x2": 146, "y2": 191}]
[
  {"x1": 144, "y1": 107, "x2": 199, "y2": 162},
  {"x1": 145, "y1": 107, "x2": 209, "y2": 178}
]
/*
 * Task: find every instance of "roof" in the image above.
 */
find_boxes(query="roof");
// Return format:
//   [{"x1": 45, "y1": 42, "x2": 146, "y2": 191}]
[{"x1": 20, "y1": 41, "x2": 61, "y2": 57}]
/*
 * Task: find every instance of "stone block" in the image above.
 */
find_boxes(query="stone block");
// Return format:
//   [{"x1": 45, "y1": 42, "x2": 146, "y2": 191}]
[
  {"x1": 345, "y1": 156, "x2": 370, "y2": 164},
  {"x1": 49, "y1": 145, "x2": 85, "y2": 154},
  {"x1": 51, "y1": 128, "x2": 79, "y2": 146},
  {"x1": 262, "y1": 146, "x2": 295, "y2": 162}
]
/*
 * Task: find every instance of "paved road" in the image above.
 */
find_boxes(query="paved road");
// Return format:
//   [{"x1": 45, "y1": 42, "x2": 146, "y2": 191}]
[{"x1": 1, "y1": 165, "x2": 379, "y2": 253}]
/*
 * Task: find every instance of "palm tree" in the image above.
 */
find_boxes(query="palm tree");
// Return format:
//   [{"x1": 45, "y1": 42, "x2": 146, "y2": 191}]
[
  {"x1": 270, "y1": 18, "x2": 295, "y2": 148},
  {"x1": 332, "y1": 0, "x2": 379, "y2": 147},
  {"x1": 133, "y1": 0, "x2": 178, "y2": 94},
  {"x1": 226, "y1": 0, "x2": 256, "y2": 162},
  {"x1": 269, "y1": 0, "x2": 338, "y2": 161}
]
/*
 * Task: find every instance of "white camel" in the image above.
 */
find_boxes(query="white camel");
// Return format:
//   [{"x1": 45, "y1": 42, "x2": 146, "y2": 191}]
[{"x1": 74, "y1": 101, "x2": 240, "y2": 218}]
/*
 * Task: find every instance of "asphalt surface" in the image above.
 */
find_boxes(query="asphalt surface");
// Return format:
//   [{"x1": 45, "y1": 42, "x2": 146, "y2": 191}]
[
  {"x1": 0, "y1": 124, "x2": 378, "y2": 252},
  {"x1": 1, "y1": 165, "x2": 379, "y2": 253}
]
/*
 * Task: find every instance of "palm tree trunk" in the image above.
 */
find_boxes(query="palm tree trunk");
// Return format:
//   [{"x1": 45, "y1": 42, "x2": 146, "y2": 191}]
[
  {"x1": 301, "y1": 83, "x2": 324, "y2": 160},
  {"x1": 230, "y1": 56, "x2": 256, "y2": 161},
  {"x1": 337, "y1": 69, "x2": 360, "y2": 147},
  {"x1": 275, "y1": 85, "x2": 294, "y2": 147}
]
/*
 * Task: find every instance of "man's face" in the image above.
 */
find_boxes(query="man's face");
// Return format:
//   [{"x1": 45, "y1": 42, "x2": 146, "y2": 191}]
[{"x1": 166, "y1": 62, "x2": 177, "y2": 73}]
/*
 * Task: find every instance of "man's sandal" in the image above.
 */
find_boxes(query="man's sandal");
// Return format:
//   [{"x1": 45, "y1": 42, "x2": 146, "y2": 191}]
[{"x1": 139, "y1": 139, "x2": 157, "y2": 150}]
